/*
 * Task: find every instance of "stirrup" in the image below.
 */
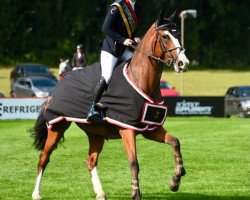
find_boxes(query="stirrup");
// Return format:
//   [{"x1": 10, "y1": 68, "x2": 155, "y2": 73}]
[{"x1": 87, "y1": 103, "x2": 104, "y2": 123}]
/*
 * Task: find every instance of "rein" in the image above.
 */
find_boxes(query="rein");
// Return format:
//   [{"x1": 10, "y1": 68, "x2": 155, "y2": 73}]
[
  {"x1": 130, "y1": 41, "x2": 183, "y2": 68},
  {"x1": 130, "y1": 44, "x2": 166, "y2": 64}
]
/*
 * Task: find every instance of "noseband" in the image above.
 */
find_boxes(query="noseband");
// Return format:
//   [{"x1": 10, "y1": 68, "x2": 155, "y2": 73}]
[{"x1": 131, "y1": 24, "x2": 184, "y2": 67}]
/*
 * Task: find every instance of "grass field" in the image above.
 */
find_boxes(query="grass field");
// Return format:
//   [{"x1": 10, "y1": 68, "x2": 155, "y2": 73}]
[
  {"x1": 0, "y1": 117, "x2": 249, "y2": 200},
  {"x1": 0, "y1": 66, "x2": 250, "y2": 97}
]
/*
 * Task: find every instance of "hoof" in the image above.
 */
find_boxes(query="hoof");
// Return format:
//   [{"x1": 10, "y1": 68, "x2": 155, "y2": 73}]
[
  {"x1": 169, "y1": 183, "x2": 179, "y2": 192},
  {"x1": 169, "y1": 176, "x2": 181, "y2": 192},
  {"x1": 32, "y1": 193, "x2": 42, "y2": 200},
  {"x1": 96, "y1": 194, "x2": 106, "y2": 200}
]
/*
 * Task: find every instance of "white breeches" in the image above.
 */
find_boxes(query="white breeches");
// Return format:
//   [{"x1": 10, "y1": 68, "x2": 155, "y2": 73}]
[{"x1": 101, "y1": 49, "x2": 133, "y2": 84}]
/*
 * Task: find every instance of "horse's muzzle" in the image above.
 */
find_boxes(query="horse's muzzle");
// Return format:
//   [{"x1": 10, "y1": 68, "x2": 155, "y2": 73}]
[{"x1": 175, "y1": 58, "x2": 189, "y2": 72}]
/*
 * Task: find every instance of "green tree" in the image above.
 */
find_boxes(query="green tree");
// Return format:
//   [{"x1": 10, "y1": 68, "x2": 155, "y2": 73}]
[{"x1": 0, "y1": 0, "x2": 249, "y2": 68}]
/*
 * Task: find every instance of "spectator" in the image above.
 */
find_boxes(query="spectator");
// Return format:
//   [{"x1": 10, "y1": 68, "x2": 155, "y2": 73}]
[{"x1": 72, "y1": 44, "x2": 87, "y2": 70}]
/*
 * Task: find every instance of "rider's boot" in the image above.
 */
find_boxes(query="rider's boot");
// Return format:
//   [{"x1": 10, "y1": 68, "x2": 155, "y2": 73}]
[{"x1": 87, "y1": 77, "x2": 107, "y2": 122}]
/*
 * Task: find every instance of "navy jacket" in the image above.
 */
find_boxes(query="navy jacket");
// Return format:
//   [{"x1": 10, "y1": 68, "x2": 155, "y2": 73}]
[
  {"x1": 72, "y1": 52, "x2": 87, "y2": 68},
  {"x1": 101, "y1": 0, "x2": 141, "y2": 57}
]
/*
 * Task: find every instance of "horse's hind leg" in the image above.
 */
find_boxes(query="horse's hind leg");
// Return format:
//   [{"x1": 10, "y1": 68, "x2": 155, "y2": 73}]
[
  {"x1": 32, "y1": 120, "x2": 70, "y2": 200},
  {"x1": 142, "y1": 126, "x2": 186, "y2": 192},
  {"x1": 86, "y1": 133, "x2": 106, "y2": 200}
]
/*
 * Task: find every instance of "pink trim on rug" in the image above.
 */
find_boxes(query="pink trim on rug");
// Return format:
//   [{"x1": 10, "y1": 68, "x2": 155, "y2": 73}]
[
  {"x1": 47, "y1": 115, "x2": 149, "y2": 132},
  {"x1": 140, "y1": 102, "x2": 168, "y2": 125},
  {"x1": 123, "y1": 63, "x2": 166, "y2": 105},
  {"x1": 123, "y1": 64, "x2": 154, "y2": 103},
  {"x1": 105, "y1": 117, "x2": 148, "y2": 132}
]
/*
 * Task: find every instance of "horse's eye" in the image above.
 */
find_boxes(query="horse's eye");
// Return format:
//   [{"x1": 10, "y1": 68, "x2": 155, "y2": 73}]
[{"x1": 162, "y1": 34, "x2": 169, "y2": 40}]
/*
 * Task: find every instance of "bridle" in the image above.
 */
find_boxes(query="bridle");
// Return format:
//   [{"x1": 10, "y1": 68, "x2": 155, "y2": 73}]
[
  {"x1": 131, "y1": 23, "x2": 185, "y2": 67},
  {"x1": 158, "y1": 35, "x2": 184, "y2": 66}
]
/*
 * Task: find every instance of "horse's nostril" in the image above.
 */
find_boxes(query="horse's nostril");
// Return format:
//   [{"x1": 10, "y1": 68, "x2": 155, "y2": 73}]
[{"x1": 178, "y1": 61, "x2": 183, "y2": 67}]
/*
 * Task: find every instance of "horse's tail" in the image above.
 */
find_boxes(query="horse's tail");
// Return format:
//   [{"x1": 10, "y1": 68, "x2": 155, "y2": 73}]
[{"x1": 29, "y1": 102, "x2": 48, "y2": 151}]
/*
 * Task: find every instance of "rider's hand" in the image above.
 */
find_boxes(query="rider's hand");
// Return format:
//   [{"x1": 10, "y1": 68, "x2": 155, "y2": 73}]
[{"x1": 123, "y1": 39, "x2": 134, "y2": 46}]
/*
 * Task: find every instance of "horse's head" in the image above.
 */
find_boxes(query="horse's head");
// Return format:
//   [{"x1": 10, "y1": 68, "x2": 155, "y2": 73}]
[{"x1": 155, "y1": 10, "x2": 189, "y2": 72}]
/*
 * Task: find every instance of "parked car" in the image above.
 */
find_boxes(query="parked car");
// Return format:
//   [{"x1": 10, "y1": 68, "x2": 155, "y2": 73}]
[
  {"x1": 10, "y1": 63, "x2": 56, "y2": 82},
  {"x1": 160, "y1": 79, "x2": 180, "y2": 97},
  {"x1": 0, "y1": 92, "x2": 5, "y2": 98},
  {"x1": 11, "y1": 76, "x2": 57, "y2": 98},
  {"x1": 10, "y1": 63, "x2": 57, "y2": 96},
  {"x1": 224, "y1": 86, "x2": 250, "y2": 118}
]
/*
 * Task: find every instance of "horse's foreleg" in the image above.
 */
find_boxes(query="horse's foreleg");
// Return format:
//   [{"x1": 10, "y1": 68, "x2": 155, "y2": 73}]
[
  {"x1": 119, "y1": 129, "x2": 141, "y2": 200},
  {"x1": 142, "y1": 126, "x2": 186, "y2": 192},
  {"x1": 32, "y1": 121, "x2": 70, "y2": 200},
  {"x1": 167, "y1": 135, "x2": 186, "y2": 192},
  {"x1": 86, "y1": 134, "x2": 106, "y2": 200}
]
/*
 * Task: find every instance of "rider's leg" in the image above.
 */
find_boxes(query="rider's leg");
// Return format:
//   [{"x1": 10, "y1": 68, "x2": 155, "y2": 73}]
[
  {"x1": 101, "y1": 51, "x2": 118, "y2": 84},
  {"x1": 92, "y1": 77, "x2": 107, "y2": 104},
  {"x1": 87, "y1": 51, "x2": 118, "y2": 122}
]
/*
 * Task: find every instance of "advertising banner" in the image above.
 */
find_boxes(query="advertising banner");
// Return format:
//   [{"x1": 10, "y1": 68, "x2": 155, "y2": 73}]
[
  {"x1": 164, "y1": 97, "x2": 225, "y2": 117},
  {"x1": 0, "y1": 97, "x2": 225, "y2": 120},
  {"x1": 0, "y1": 98, "x2": 46, "y2": 120}
]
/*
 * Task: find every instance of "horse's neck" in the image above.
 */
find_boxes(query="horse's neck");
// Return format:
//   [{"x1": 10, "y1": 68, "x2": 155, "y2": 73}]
[{"x1": 130, "y1": 28, "x2": 163, "y2": 102}]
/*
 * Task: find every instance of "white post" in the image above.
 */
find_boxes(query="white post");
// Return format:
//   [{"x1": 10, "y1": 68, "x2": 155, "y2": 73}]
[
  {"x1": 179, "y1": 10, "x2": 197, "y2": 96},
  {"x1": 180, "y1": 9, "x2": 197, "y2": 47},
  {"x1": 180, "y1": 15, "x2": 185, "y2": 96},
  {"x1": 181, "y1": 13, "x2": 185, "y2": 47}
]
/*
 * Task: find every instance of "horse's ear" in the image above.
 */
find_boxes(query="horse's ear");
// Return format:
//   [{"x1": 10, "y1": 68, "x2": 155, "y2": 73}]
[
  {"x1": 157, "y1": 9, "x2": 165, "y2": 26},
  {"x1": 167, "y1": 9, "x2": 178, "y2": 22}
]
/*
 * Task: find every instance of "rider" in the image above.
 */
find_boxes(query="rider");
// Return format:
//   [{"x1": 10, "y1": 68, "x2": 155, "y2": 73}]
[{"x1": 87, "y1": 0, "x2": 141, "y2": 122}]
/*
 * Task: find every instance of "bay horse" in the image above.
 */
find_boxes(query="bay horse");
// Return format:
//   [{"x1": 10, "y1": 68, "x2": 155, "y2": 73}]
[{"x1": 31, "y1": 11, "x2": 189, "y2": 200}]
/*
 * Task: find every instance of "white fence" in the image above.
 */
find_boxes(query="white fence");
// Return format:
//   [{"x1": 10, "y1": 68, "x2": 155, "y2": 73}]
[{"x1": 0, "y1": 98, "x2": 46, "y2": 120}]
